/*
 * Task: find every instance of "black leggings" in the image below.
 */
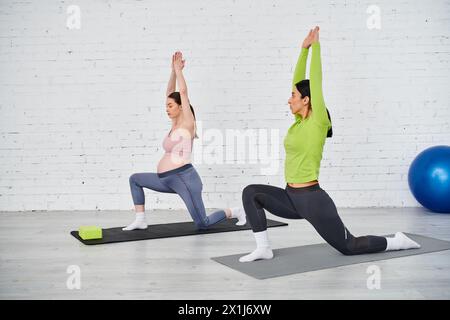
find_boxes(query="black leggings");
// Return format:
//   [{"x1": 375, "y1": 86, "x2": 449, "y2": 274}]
[{"x1": 242, "y1": 183, "x2": 387, "y2": 255}]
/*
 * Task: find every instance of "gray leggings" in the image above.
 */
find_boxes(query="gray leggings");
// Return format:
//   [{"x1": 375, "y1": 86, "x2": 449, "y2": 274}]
[
  {"x1": 129, "y1": 164, "x2": 226, "y2": 230},
  {"x1": 242, "y1": 183, "x2": 388, "y2": 255}
]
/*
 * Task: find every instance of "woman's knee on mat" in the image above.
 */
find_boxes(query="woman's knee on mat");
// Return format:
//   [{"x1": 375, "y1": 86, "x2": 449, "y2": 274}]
[
  {"x1": 335, "y1": 237, "x2": 369, "y2": 256},
  {"x1": 194, "y1": 219, "x2": 209, "y2": 230}
]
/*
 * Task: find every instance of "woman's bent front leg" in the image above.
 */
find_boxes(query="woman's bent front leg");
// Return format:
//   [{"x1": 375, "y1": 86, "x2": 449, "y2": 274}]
[{"x1": 124, "y1": 172, "x2": 175, "y2": 231}]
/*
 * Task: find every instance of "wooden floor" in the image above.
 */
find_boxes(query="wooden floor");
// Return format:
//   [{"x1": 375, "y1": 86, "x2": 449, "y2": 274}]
[{"x1": 0, "y1": 207, "x2": 449, "y2": 300}]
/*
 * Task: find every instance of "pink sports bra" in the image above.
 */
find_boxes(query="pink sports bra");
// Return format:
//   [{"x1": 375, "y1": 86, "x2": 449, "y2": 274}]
[{"x1": 157, "y1": 128, "x2": 193, "y2": 173}]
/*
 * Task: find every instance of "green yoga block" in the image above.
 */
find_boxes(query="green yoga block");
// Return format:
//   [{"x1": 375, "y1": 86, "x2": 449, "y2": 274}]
[{"x1": 78, "y1": 226, "x2": 102, "y2": 240}]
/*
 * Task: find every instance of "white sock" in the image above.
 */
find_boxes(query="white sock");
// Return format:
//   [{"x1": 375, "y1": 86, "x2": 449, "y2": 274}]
[
  {"x1": 229, "y1": 207, "x2": 247, "y2": 226},
  {"x1": 122, "y1": 211, "x2": 148, "y2": 231},
  {"x1": 385, "y1": 232, "x2": 421, "y2": 251},
  {"x1": 239, "y1": 230, "x2": 273, "y2": 262}
]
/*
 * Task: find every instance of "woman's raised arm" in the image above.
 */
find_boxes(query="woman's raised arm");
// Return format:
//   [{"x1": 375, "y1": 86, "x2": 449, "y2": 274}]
[
  {"x1": 292, "y1": 29, "x2": 313, "y2": 89},
  {"x1": 166, "y1": 53, "x2": 176, "y2": 97},
  {"x1": 173, "y1": 52, "x2": 195, "y2": 125},
  {"x1": 310, "y1": 26, "x2": 330, "y2": 125}
]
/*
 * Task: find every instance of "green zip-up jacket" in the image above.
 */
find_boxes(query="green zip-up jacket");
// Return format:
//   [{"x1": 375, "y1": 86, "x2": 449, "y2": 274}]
[{"x1": 284, "y1": 42, "x2": 332, "y2": 183}]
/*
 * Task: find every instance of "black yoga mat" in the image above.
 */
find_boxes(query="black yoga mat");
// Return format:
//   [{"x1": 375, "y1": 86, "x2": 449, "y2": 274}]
[
  {"x1": 71, "y1": 218, "x2": 287, "y2": 245},
  {"x1": 211, "y1": 233, "x2": 450, "y2": 279}
]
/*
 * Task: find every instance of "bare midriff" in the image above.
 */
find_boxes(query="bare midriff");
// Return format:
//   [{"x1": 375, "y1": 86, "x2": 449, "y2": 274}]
[
  {"x1": 287, "y1": 180, "x2": 319, "y2": 188},
  {"x1": 157, "y1": 153, "x2": 190, "y2": 173}
]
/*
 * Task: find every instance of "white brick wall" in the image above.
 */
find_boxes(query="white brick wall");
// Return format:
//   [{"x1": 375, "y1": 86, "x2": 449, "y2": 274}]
[{"x1": 0, "y1": 0, "x2": 449, "y2": 211}]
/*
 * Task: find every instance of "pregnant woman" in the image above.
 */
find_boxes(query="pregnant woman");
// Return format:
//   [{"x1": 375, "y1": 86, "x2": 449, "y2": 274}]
[
  {"x1": 239, "y1": 27, "x2": 420, "y2": 262},
  {"x1": 124, "y1": 52, "x2": 246, "y2": 231}
]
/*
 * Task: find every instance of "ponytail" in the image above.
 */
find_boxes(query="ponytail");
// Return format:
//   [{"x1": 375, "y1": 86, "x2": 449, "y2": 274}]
[{"x1": 295, "y1": 80, "x2": 333, "y2": 138}]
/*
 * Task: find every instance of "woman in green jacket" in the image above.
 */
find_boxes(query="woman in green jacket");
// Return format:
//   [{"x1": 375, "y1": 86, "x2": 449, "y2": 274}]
[{"x1": 239, "y1": 27, "x2": 421, "y2": 262}]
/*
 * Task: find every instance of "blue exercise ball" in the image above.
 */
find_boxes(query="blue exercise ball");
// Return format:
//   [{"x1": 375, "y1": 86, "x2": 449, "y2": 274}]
[{"x1": 408, "y1": 145, "x2": 450, "y2": 213}]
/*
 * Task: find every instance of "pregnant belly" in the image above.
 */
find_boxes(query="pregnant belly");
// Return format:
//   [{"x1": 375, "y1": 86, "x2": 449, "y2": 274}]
[{"x1": 157, "y1": 153, "x2": 190, "y2": 173}]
